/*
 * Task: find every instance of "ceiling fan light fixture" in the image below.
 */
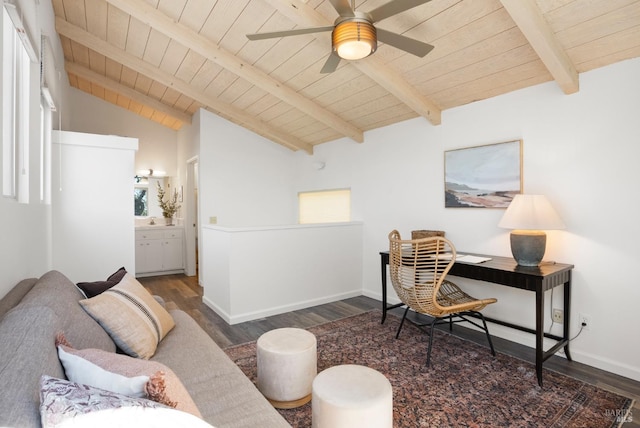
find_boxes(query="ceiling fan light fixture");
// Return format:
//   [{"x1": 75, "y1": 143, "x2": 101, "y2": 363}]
[{"x1": 332, "y1": 19, "x2": 377, "y2": 61}]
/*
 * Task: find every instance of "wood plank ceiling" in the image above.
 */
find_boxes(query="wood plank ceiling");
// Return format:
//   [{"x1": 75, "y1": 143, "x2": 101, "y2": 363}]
[{"x1": 52, "y1": 0, "x2": 640, "y2": 153}]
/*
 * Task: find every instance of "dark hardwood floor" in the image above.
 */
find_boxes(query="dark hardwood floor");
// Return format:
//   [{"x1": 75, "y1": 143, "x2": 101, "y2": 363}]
[{"x1": 139, "y1": 274, "x2": 639, "y2": 426}]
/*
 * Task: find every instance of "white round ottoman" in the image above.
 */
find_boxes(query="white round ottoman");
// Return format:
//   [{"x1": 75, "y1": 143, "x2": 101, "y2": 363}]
[
  {"x1": 257, "y1": 328, "x2": 317, "y2": 409},
  {"x1": 312, "y1": 364, "x2": 393, "y2": 428}
]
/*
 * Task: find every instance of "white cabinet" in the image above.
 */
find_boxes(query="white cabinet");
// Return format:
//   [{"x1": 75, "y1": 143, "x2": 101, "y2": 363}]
[
  {"x1": 160, "y1": 229, "x2": 184, "y2": 273},
  {"x1": 135, "y1": 238, "x2": 163, "y2": 274},
  {"x1": 135, "y1": 228, "x2": 184, "y2": 276}
]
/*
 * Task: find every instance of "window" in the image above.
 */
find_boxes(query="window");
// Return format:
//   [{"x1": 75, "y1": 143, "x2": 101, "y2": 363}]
[
  {"x1": 298, "y1": 189, "x2": 351, "y2": 224},
  {"x1": 2, "y1": 7, "x2": 17, "y2": 198},
  {"x1": 2, "y1": 5, "x2": 33, "y2": 203}
]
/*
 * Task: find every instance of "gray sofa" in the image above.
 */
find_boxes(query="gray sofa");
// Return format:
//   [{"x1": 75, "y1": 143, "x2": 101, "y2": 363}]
[{"x1": 0, "y1": 270, "x2": 290, "y2": 428}]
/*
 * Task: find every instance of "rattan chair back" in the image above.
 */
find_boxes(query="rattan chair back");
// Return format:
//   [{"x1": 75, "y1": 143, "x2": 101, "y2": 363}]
[{"x1": 388, "y1": 229, "x2": 456, "y2": 317}]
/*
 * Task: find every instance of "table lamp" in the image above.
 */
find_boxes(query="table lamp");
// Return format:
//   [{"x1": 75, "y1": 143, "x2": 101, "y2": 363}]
[{"x1": 498, "y1": 194, "x2": 565, "y2": 266}]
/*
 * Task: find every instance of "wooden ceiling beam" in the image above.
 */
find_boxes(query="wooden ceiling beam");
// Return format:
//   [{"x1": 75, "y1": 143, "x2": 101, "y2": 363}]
[
  {"x1": 262, "y1": 0, "x2": 442, "y2": 126},
  {"x1": 500, "y1": 0, "x2": 579, "y2": 94},
  {"x1": 56, "y1": 18, "x2": 313, "y2": 154},
  {"x1": 103, "y1": 0, "x2": 364, "y2": 144},
  {"x1": 66, "y1": 61, "x2": 193, "y2": 125}
]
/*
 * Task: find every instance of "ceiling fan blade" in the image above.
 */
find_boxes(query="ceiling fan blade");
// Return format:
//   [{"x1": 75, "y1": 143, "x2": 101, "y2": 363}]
[
  {"x1": 377, "y1": 28, "x2": 434, "y2": 57},
  {"x1": 368, "y1": 0, "x2": 432, "y2": 23},
  {"x1": 247, "y1": 26, "x2": 334, "y2": 41},
  {"x1": 328, "y1": 0, "x2": 355, "y2": 17},
  {"x1": 320, "y1": 51, "x2": 341, "y2": 74}
]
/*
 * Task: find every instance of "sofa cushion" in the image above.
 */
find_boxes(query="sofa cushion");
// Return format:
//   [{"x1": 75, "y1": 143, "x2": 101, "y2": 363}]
[
  {"x1": 16, "y1": 271, "x2": 115, "y2": 352},
  {"x1": 152, "y1": 310, "x2": 290, "y2": 427},
  {"x1": 76, "y1": 267, "x2": 127, "y2": 298},
  {"x1": 0, "y1": 306, "x2": 65, "y2": 428},
  {"x1": 79, "y1": 273, "x2": 175, "y2": 359},
  {"x1": 57, "y1": 344, "x2": 201, "y2": 417}
]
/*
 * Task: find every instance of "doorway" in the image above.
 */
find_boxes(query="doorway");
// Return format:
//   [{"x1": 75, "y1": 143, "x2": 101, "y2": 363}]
[{"x1": 185, "y1": 157, "x2": 199, "y2": 279}]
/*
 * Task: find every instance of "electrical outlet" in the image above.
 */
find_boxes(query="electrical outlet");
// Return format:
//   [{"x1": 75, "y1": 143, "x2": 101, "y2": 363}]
[
  {"x1": 579, "y1": 313, "x2": 591, "y2": 331},
  {"x1": 552, "y1": 309, "x2": 564, "y2": 323}
]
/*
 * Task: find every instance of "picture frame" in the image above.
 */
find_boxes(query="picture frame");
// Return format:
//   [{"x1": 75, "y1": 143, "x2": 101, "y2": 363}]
[{"x1": 444, "y1": 139, "x2": 522, "y2": 208}]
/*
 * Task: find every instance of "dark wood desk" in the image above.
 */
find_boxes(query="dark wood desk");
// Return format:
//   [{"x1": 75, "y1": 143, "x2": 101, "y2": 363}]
[{"x1": 379, "y1": 251, "x2": 574, "y2": 386}]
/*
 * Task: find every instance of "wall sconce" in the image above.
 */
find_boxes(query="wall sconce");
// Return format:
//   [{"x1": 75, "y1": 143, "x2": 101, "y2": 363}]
[
  {"x1": 498, "y1": 194, "x2": 565, "y2": 266},
  {"x1": 136, "y1": 169, "x2": 166, "y2": 177}
]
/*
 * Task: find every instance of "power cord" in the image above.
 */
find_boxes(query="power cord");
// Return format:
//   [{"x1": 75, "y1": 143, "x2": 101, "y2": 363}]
[
  {"x1": 548, "y1": 286, "x2": 586, "y2": 341},
  {"x1": 570, "y1": 320, "x2": 587, "y2": 341}
]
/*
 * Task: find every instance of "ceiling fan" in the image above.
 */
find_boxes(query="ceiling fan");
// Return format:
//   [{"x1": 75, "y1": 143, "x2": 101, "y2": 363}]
[{"x1": 246, "y1": 0, "x2": 434, "y2": 73}]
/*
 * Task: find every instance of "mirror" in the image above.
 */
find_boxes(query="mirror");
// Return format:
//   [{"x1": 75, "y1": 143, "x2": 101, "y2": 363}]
[{"x1": 134, "y1": 177, "x2": 168, "y2": 219}]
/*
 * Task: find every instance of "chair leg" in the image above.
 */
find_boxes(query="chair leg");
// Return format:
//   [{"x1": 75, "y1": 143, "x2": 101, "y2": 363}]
[
  {"x1": 395, "y1": 307, "x2": 410, "y2": 339},
  {"x1": 474, "y1": 311, "x2": 496, "y2": 357},
  {"x1": 426, "y1": 317, "x2": 439, "y2": 366}
]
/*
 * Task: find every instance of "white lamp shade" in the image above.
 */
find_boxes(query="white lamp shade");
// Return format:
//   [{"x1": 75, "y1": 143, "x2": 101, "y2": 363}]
[{"x1": 498, "y1": 194, "x2": 565, "y2": 230}]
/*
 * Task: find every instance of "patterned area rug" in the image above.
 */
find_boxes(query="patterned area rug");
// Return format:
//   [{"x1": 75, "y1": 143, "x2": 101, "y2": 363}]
[{"x1": 224, "y1": 311, "x2": 634, "y2": 427}]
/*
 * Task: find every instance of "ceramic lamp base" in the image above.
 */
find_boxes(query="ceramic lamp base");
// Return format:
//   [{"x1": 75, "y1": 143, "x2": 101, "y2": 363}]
[{"x1": 510, "y1": 230, "x2": 546, "y2": 266}]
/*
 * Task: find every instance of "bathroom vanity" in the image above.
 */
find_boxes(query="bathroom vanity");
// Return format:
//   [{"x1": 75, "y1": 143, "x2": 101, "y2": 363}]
[{"x1": 135, "y1": 225, "x2": 184, "y2": 277}]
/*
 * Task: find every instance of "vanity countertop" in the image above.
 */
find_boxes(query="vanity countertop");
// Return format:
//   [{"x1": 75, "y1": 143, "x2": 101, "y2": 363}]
[{"x1": 135, "y1": 224, "x2": 183, "y2": 230}]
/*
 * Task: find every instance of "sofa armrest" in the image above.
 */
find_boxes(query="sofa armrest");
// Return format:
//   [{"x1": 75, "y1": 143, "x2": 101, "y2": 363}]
[{"x1": 0, "y1": 278, "x2": 38, "y2": 320}]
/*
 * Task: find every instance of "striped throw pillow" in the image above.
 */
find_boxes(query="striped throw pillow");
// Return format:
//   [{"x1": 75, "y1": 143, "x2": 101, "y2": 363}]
[{"x1": 80, "y1": 273, "x2": 175, "y2": 359}]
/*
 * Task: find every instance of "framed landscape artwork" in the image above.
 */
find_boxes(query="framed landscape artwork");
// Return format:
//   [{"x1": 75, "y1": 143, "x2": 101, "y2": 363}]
[{"x1": 444, "y1": 140, "x2": 522, "y2": 208}]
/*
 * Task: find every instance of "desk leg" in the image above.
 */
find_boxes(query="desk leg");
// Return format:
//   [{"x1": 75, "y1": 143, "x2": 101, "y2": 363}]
[
  {"x1": 381, "y1": 253, "x2": 388, "y2": 324},
  {"x1": 535, "y1": 288, "x2": 544, "y2": 387},
  {"x1": 563, "y1": 275, "x2": 572, "y2": 361}
]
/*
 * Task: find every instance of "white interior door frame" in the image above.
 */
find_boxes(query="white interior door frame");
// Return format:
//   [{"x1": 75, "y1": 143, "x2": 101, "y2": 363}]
[{"x1": 184, "y1": 155, "x2": 199, "y2": 278}]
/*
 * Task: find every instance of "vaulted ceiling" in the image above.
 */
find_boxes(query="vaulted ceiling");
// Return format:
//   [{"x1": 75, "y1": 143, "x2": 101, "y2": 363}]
[{"x1": 52, "y1": 0, "x2": 640, "y2": 153}]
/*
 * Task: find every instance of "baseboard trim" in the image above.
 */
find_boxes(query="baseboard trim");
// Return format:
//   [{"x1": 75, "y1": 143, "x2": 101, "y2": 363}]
[
  {"x1": 203, "y1": 290, "x2": 363, "y2": 325},
  {"x1": 568, "y1": 349, "x2": 640, "y2": 383},
  {"x1": 136, "y1": 269, "x2": 184, "y2": 278},
  {"x1": 202, "y1": 296, "x2": 232, "y2": 324}
]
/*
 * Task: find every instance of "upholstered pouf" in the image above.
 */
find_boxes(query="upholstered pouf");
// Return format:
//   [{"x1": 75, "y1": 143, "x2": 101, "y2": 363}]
[
  {"x1": 256, "y1": 328, "x2": 317, "y2": 409},
  {"x1": 312, "y1": 364, "x2": 393, "y2": 428}
]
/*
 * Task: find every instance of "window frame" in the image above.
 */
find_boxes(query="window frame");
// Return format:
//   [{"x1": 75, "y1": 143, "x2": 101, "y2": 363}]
[{"x1": 2, "y1": 4, "x2": 34, "y2": 203}]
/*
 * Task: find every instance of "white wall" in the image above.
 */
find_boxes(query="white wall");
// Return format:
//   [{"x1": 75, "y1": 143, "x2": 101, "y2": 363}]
[
  {"x1": 193, "y1": 109, "x2": 299, "y2": 283},
  {"x1": 52, "y1": 131, "x2": 138, "y2": 283},
  {"x1": 68, "y1": 88, "x2": 178, "y2": 177},
  {"x1": 292, "y1": 57, "x2": 640, "y2": 381},
  {"x1": 0, "y1": 60, "x2": 50, "y2": 295},
  {"x1": 201, "y1": 222, "x2": 363, "y2": 324},
  {"x1": 197, "y1": 109, "x2": 297, "y2": 227},
  {"x1": 0, "y1": 0, "x2": 68, "y2": 297}
]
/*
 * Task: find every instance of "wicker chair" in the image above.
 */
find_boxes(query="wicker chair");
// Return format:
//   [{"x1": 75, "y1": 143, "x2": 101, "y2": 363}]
[{"x1": 388, "y1": 230, "x2": 497, "y2": 365}]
